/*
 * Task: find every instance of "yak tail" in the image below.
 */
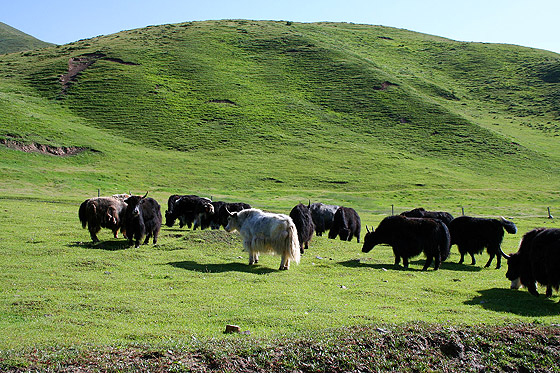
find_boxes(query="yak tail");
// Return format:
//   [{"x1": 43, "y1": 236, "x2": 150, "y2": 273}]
[
  {"x1": 500, "y1": 217, "x2": 518, "y2": 234},
  {"x1": 287, "y1": 221, "x2": 301, "y2": 264},
  {"x1": 439, "y1": 222, "x2": 451, "y2": 261},
  {"x1": 79, "y1": 200, "x2": 89, "y2": 228}
]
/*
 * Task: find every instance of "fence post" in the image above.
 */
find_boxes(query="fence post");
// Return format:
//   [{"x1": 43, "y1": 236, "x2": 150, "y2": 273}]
[
  {"x1": 548, "y1": 207, "x2": 554, "y2": 219},
  {"x1": 391, "y1": 204, "x2": 394, "y2": 215},
  {"x1": 98, "y1": 189, "x2": 100, "y2": 197},
  {"x1": 461, "y1": 207, "x2": 465, "y2": 216}
]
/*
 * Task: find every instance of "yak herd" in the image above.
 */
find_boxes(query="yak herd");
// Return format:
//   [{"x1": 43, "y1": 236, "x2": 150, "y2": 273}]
[{"x1": 79, "y1": 193, "x2": 560, "y2": 302}]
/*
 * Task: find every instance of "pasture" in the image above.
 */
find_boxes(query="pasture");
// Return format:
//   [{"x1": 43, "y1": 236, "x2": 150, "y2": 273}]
[
  {"x1": 0, "y1": 193, "x2": 558, "y2": 352},
  {"x1": 1, "y1": 19, "x2": 559, "y2": 370}
]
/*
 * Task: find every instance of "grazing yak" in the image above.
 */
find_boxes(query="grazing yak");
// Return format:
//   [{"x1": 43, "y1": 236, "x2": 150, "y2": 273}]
[
  {"x1": 400, "y1": 207, "x2": 454, "y2": 226},
  {"x1": 78, "y1": 194, "x2": 129, "y2": 243},
  {"x1": 124, "y1": 193, "x2": 162, "y2": 248},
  {"x1": 165, "y1": 194, "x2": 214, "y2": 229},
  {"x1": 448, "y1": 216, "x2": 517, "y2": 269},
  {"x1": 362, "y1": 215, "x2": 451, "y2": 271},
  {"x1": 503, "y1": 228, "x2": 560, "y2": 300},
  {"x1": 310, "y1": 202, "x2": 339, "y2": 236},
  {"x1": 225, "y1": 208, "x2": 300, "y2": 270},
  {"x1": 289, "y1": 203, "x2": 315, "y2": 254},
  {"x1": 328, "y1": 206, "x2": 361, "y2": 243}
]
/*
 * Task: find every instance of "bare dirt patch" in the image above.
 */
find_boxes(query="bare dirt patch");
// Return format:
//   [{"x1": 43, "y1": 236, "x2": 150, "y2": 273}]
[
  {"x1": 0, "y1": 138, "x2": 97, "y2": 156},
  {"x1": 59, "y1": 52, "x2": 139, "y2": 94}
]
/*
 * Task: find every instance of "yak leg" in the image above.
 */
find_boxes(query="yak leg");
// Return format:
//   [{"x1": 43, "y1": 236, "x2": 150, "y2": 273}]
[
  {"x1": 402, "y1": 257, "x2": 409, "y2": 269},
  {"x1": 279, "y1": 254, "x2": 289, "y2": 270},
  {"x1": 527, "y1": 282, "x2": 540, "y2": 297},
  {"x1": 458, "y1": 251, "x2": 465, "y2": 264},
  {"x1": 248, "y1": 252, "x2": 259, "y2": 265},
  {"x1": 470, "y1": 253, "x2": 476, "y2": 266},
  {"x1": 422, "y1": 257, "x2": 433, "y2": 271},
  {"x1": 89, "y1": 226, "x2": 100, "y2": 243},
  {"x1": 112, "y1": 228, "x2": 119, "y2": 239},
  {"x1": 152, "y1": 230, "x2": 159, "y2": 245},
  {"x1": 434, "y1": 254, "x2": 442, "y2": 270},
  {"x1": 546, "y1": 285, "x2": 552, "y2": 298},
  {"x1": 143, "y1": 233, "x2": 151, "y2": 245}
]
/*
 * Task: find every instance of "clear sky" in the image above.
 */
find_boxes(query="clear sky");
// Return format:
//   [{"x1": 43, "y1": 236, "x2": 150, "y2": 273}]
[{"x1": 2, "y1": 0, "x2": 560, "y2": 54}]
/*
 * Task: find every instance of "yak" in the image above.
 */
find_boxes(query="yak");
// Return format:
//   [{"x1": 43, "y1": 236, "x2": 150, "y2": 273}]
[
  {"x1": 503, "y1": 228, "x2": 560, "y2": 300},
  {"x1": 328, "y1": 206, "x2": 361, "y2": 243},
  {"x1": 310, "y1": 202, "x2": 339, "y2": 236},
  {"x1": 124, "y1": 193, "x2": 162, "y2": 248},
  {"x1": 225, "y1": 208, "x2": 300, "y2": 270},
  {"x1": 165, "y1": 194, "x2": 214, "y2": 229},
  {"x1": 289, "y1": 203, "x2": 315, "y2": 254},
  {"x1": 362, "y1": 215, "x2": 451, "y2": 271},
  {"x1": 215, "y1": 202, "x2": 252, "y2": 229},
  {"x1": 400, "y1": 207, "x2": 454, "y2": 226},
  {"x1": 448, "y1": 216, "x2": 517, "y2": 269},
  {"x1": 79, "y1": 194, "x2": 129, "y2": 243}
]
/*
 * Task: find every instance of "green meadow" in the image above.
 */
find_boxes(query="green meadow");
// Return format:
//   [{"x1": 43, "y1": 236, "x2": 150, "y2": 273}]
[{"x1": 0, "y1": 20, "x2": 559, "y2": 370}]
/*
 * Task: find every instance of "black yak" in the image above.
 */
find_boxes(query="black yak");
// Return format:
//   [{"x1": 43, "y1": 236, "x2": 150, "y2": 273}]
[
  {"x1": 124, "y1": 193, "x2": 162, "y2": 248},
  {"x1": 289, "y1": 203, "x2": 315, "y2": 254},
  {"x1": 225, "y1": 208, "x2": 300, "y2": 270},
  {"x1": 78, "y1": 195, "x2": 129, "y2": 243},
  {"x1": 215, "y1": 202, "x2": 252, "y2": 229},
  {"x1": 503, "y1": 228, "x2": 560, "y2": 300},
  {"x1": 310, "y1": 202, "x2": 339, "y2": 236},
  {"x1": 328, "y1": 206, "x2": 361, "y2": 243},
  {"x1": 400, "y1": 207, "x2": 454, "y2": 226},
  {"x1": 362, "y1": 215, "x2": 451, "y2": 271},
  {"x1": 448, "y1": 216, "x2": 517, "y2": 269},
  {"x1": 164, "y1": 194, "x2": 214, "y2": 229}
]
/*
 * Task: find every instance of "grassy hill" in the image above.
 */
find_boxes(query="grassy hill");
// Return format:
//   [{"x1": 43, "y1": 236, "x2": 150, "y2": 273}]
[
  {"x1": 0, "y1": 20, "x2": 559, "y2": 370},
  {"x1": 0, "y1": 20, "x2": 559, "y2": 212},
  {"x1": 0, "y1": 22, "x2": 53, "y2": 54}
]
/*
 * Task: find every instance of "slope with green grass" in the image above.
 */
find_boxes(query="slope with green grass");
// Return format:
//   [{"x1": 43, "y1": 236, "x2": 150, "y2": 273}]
[{"x1": 0, "y1": 22, "x2": 53, "y2": 54}]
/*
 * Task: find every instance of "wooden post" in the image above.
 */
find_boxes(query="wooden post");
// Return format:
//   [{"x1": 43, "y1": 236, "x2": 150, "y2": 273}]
[
  {"x1": 548, "y1": 207, "x2": 554, "y2": 219},
  {"x1": 461, "y1": 207, "x2": 465, "y2": 216},
  {"x1": 391, "y1": 204, "x2": 394, "y2": 215},
  {"x1": 98, "y1": 189, "x2": 100, "y2": 197}
]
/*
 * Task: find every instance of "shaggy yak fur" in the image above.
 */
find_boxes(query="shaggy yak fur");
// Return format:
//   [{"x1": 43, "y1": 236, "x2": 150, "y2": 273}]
[
  {"x1": 448, "y1": 216, "x2": 517, "y2": 269},
  {"x1": 310, "y1": 202, "x2": 339, "y2": 236},
  {"x1": 504, "y1": 228, "x2": 560, "y2": 301},
  {"x1": 362, "y1": 215, "x2": 451, "y2": 271},
  {"x1": 79, "y1": 195, "x2": 129, "y2": 243},
  {"x1": 124, "y1": 194, "x2": 162, "y2": 248},
  {"x1": 165, "y1": 195, "x2": 214, "y2": 229},
  {"x1": 289, "y1": 203, "x2": 315, "y2": 254},
  {"x1": 400, "y1": 207, "x2": 454, "y2": 226},
  {"x1": 328, "y1": 206, "x2": 361, "y2": 243},
  {"x1": 225, "y1": 208, "x2": 300, "y2": 270}
]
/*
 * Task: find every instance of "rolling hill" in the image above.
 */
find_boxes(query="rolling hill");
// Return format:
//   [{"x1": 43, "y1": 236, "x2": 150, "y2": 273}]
[
  {"x1": 0, "y1": 19, "x2": 559, "y2": 212},
  {"x1": 0, "y1": 22, "x2": 53, "y2": 54}
]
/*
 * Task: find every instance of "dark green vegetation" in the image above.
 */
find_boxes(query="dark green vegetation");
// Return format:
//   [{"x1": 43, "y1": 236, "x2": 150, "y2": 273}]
[
  {"x1": 0, "y1": 22, "x2": 53, "y2": 54},
  {"x1": 0, "y1": 20, "x2": 559, "y2": 371}
]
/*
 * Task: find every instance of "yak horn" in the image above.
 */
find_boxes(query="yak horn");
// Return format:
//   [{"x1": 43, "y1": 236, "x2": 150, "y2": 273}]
[
  {"x1": 142, "y1": 191, "x2": 149, "y2": 198},
  {"x1": 225, "y1": 206, "x2": 233, "y2": 216},
  {"x1": 366, "y1": 225, "x2": 371, "y2": 233},
  {"x1": 500, "y1": 249, "x2": 511, "y2": 259}
]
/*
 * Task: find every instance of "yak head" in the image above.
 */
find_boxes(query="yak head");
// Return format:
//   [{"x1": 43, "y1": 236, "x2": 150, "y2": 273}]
[
  {"x1": 125, "y1": 192, "x2": 148, "y2": 218},
  {"x1": 501, "y1": 251, "x2": 522, "y2": 289},
  {"x1": 164, "y1": 210, "x2": 176, "y2": 227},
  {"x1": 224, "y1": 208, "x2": 239, "y2": 233},
  {"x1": 361, "y1": 225, "x2": 378, "y2": 253}
]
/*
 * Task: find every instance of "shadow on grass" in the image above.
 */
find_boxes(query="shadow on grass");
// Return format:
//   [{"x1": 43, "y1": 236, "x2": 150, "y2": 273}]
[
  {"x1": 338, "y1": 258, "x2": 483, "y2": 272},
  {"x1": 465, "y1": 287, "x2": 559, "y2": 316},
  {"x1": 167, "y1": 260, "x2": 277, "y2": 274},
  {"x1": 68, "y1": 240, "x2": 130, "y2": 251}
]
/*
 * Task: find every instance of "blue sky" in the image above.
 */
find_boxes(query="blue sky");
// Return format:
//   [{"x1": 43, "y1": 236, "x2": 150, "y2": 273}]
[{"x1": 3, "y1": 0, "x2": 560, "y2": 54}]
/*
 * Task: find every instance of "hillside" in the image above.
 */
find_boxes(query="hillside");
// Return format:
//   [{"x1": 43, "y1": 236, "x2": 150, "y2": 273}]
[
  {"x1": 0, "y1": 22, "x2": 53, "y2": 54},
  {"x1": 0, "y1": 20, "x2": 559, "y2": 212}
]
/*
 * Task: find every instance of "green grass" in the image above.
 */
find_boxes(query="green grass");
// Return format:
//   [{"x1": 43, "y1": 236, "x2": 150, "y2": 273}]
[
  {"x1": 0, "y1": 19, "x2": 559, "y2": 366},
  {"x1": 0, "y1": 197, "x2": 558, "y2": 352}
]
